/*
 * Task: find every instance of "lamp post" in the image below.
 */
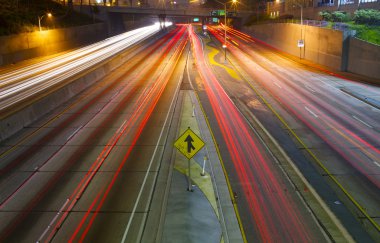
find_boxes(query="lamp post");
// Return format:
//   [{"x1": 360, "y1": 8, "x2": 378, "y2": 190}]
[
  {"x1": 294, "y1": 3, "x2": 303, "y2": 58},
  {"x1": 214, "y1": 0, "x2": 228, "y2": 61},
  {"x1": 294, "y1": 3, "x2": 303, "y2": 26},
  {"x1": 223, "y1": 1, "x2": 227, "y2": 61},
  {"x1": 38, "y1": 12, "x2": 52, "y2": 32}
]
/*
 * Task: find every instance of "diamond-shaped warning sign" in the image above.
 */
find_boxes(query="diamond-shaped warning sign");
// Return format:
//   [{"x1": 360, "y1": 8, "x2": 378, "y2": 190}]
[{"x1": 174, "y1": 127, "x2": 205, "y2": 160}]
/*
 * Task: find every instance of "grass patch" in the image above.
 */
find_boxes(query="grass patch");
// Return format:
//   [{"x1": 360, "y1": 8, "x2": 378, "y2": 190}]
[{"x1": 347, "y1": 22, "x2": 380, "y2": 45}]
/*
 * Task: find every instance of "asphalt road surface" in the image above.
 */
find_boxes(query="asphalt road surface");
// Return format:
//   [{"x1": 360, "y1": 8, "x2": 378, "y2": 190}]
[{"x1": 0, "y1": 25, "x2": 188, "y2": 242}]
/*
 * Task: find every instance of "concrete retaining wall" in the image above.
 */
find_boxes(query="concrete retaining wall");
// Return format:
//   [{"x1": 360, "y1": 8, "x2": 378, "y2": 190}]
[
  {"x1": 348, "y1": 38, "x2": 380, "y2": 80},
  {"x1": 0, "y1": 32, "x2": 166, "y2": 142},
  {"x1": 243, "y1": 23, "x2": 344, "y2": 70},
  {"x1": 0, "y1": 23, "x2": 108, "y2": 66},
  {"x1": 0, "y1": 47, "x2": 128, "y2": 141}
]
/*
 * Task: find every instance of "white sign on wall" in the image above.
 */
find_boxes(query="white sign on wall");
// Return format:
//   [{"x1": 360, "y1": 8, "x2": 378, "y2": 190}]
[{"x1": 298, "y1": 39, "x2": 304, "y2": 48}]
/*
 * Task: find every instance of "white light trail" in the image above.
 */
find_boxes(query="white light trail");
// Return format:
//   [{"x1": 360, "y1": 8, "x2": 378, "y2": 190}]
[{"x1": 0, "y1": 24, "x2": 168, "y2": 111}]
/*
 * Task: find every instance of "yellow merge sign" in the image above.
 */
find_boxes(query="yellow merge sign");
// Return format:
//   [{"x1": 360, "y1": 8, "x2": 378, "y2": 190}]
[{"x1": 174, "y1": 127, "x2": 205, "y2": 160}]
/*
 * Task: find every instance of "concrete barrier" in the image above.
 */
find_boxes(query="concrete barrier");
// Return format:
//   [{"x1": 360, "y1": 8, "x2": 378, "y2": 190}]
[
  {"x1": 243, "y1": 23, "x2": 344, "y2": 70},
  {"x1": 348, "y1": 38, "x2": 380, "y2": 80},
  {"x1": 0, "y1": 52, "x2": 124, "y2": 141},
  {"x1": 0, "y1": 23, "x2": 108, "y2": 66},
  {"x1": 0, "y1": 58, "x2": 112, "y2": 141},
  {"x1": 0, "y1": 32, "x2": 165, "y2": 142},
  {"x1": 242, "y1": 23, "x2": 380, "y2": 81}
]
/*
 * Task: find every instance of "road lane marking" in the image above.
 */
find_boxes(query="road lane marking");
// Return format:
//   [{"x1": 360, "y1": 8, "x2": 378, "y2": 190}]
[
  {"x1": 273, "y1": 82, "x2": 282, "y2": 89},
  {"x1": 226, "y1": 34, "x2": 380, "y2": 234},
  {"x1": 117, "y1": 120, "x2": 127, "y2": 133},
  {"x1": 305, "y1": 106, "x2": 318, "y2": 118},
  {"x1": 187, "y1": 47, "x2": 234, "y2": 242},
  {"x1": 374, "y1": 161, "x2": 380, "y2": 168},
  {"x1": 37, "y1": 198, "x2": 70, "y2": 242},
  {"x1": 66, "y1": 125, "x2": 83, "y2": 141},
  {"x1": 110, "y1": 90, "x2": 120, "y2": 100},
  {"x1": 352, "y1": 115, "x2": 373, "y2": 128},
  {"x1": 192, "y1": 75, "x2": 247, "y2": 240},
  {"x1": 321, "y1": 80, "x2": 336, "y2": 90},
  {"x1": 304, "y1": 84, "x2": 316, "y2": 93},
  {"x1": 120, "y1": 37, "x2": 187, "y2": 243}
]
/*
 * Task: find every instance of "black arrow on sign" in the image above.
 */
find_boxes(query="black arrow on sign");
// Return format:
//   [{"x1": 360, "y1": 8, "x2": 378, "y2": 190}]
[{"x1": 184, "y1": 135, "x2": 195, "y2": 153}]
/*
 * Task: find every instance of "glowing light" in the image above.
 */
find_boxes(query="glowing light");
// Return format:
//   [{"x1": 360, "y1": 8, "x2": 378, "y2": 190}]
[
  {"x1": 189, "y1": 24, "x2": 316, "y2": 242},
  {"x1": 0, "y1": 24, "x2": 163, "y2": 111},
  {"x1": 211, "y1": 26, "x2": 380, "y2": 192}
]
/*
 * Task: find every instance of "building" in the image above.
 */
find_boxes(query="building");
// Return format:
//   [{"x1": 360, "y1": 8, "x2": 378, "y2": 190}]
[{"x1": 267, "y1": 0, "x2": 379, "y2": 20}]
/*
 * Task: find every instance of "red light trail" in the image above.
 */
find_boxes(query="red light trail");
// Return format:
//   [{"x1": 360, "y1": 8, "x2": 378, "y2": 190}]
[
  {"x1": 190, "y1": 25, "x2": 316, "y2": 242},
  {"x1": 66, "y1": 25, "x2": 188, "y2": 242},
  {"x1": 0, "y1": 25, "x2": 188, "y2": 242},
  {"x1": 208, "y1": 25, "x2": 380, "y2": 189}
]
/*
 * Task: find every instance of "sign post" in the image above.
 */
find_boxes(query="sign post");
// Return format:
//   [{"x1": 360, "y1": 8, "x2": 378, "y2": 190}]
[
  {"x1": 174, "y1": 127, "x2": 205, "y2": 191},
  {"x1": 187, "y1": 159, "x2": 192, "y2": 191},
  {"x1": 201, "y1": 156, "x2": 207, "y2": 176}
]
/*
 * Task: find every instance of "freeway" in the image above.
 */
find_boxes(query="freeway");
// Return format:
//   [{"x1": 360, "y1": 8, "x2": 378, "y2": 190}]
[
  {"x1": 1, "y1": 22, "x2": 379, "y2": 242},
  {"x1": 189, "y1": 25, "x2": 328, "y2": 242},
  {"x1": 0, "y1": 24, "x2": 188, "y2": 242},
  {"x1": 208, "y1": 25, "x2": 380, "y2": 241},
  {"x1": 0, "y1": 23, "x2": 171, "y2": 117}
]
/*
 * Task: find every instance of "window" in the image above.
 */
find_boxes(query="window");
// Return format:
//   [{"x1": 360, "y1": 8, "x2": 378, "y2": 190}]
[
  {"x1": 318, "y1": 0, "x2": 334, "y2": 7},
  {"x1": 340, "y1": 0, "x2": 354, "y2": 4}
]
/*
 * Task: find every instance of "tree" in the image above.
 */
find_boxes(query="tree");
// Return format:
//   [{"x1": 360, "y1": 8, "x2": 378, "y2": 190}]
[{"x1": 68, "y1": 0, "x2": 73, "y2": 9}]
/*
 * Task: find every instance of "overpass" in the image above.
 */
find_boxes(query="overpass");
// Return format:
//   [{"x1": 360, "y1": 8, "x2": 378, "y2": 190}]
[
  {"x1": 74, "y1": 4, "x2": 251, "y2": 33},
  {"x1": 106, "y1": 5, "x2": 249, "y2": 18}
]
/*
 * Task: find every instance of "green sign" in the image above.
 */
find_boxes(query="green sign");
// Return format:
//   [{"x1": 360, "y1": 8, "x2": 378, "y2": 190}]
[{"x1": 210, "y1": 10, "x2": 226, "y2": 16}]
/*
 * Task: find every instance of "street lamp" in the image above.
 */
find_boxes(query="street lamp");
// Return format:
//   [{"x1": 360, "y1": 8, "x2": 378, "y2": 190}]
[
  {"x1": 293, "y1": 3, "x2": 303, "y2": 26},
  {"x1": 38, "y1": 12, "x2": 52, "y2": 32},
  {"x1": 214, "y1": 0, "x2": 237, "y2": 61}
]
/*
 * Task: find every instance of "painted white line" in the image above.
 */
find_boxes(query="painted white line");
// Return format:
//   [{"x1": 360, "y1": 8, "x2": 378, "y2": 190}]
[
  {"x1": 305, "y1": 85, "x2": 316, "y2": 93},
  {"x1": 305, "y1": 106, "x2": 318, "y2": 118},
  {"x1": 321, "y1": 80, "x2": 336, "y2": 90},
  {"x1": 117, "y1": 120, "x2": 127, "y2": 133},
  {"x1": 110, "y1": 90, "x2": 120, "y2": 100},
  {"x1": 373, "y1": 161, "x2": 380, "y2": 168},
  {"x1": 352, "y1": 115, "x2": 373, "y2": 128},
  {"x1": 37, "y1": 198, "x2": 70, "y2": 242},
  {"x1": 120, "y1": 57, "x2": 184, "y2": 243},
  {"x1": 187, "y1": 45, "x2": 230, "y2": 242},
  {"x1": 273, "y1": 82, "x2": 282, "y2": 89},
  {"x1": 66, "y1": 126, "x2": 83, "y2": 141}
]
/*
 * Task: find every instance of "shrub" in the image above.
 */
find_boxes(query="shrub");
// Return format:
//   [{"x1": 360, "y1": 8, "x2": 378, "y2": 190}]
[
  {"x1": 331, "y1": 11, "x2": 350, "y2": 22},
  {"x1": 319, "y1": 10, "x2": 331, "y2": 21},
  {"x1": 320, "y1": 10, "x2": 351, "y2": 22},
  {"x1": 354, "y1": 9, "x2": 380, "y2": 25}
]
